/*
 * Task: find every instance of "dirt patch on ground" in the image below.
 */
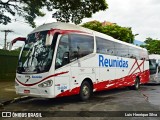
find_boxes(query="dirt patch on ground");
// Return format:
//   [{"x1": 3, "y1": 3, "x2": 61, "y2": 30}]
[{"x1": 0, "y1": 81, "x2": 20, "y2": 104}]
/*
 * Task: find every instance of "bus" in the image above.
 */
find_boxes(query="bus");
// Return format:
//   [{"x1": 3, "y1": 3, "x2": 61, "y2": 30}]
[
  {"x1": 149, "y1": 54, "x2": 160, "y2": 84},
  {"x1": 10, "y1": 22, "x2": 149, "y2": 100}
]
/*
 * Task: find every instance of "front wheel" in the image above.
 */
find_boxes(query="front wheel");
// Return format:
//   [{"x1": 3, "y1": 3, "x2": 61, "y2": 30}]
[
  {"x1": 129, "y1": 77, "x2": 140, "y2": 90},
  {"x1": 79, "y1": 81, "x2": 92, "y2": 101}
]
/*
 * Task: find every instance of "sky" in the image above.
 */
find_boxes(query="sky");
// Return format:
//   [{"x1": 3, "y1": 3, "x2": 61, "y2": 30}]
[{"x1": 0, "y1": 0, "x2": 160, "y2": 49}]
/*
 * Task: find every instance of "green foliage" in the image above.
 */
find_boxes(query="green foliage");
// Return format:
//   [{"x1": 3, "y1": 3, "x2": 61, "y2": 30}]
[
  {"x1": 14, "y1": 47, "x2": 22, "y2": 51},
  {"x1": 51, "y1": 0, "x2": 108, "y2": 24},
  {"x1": 0, "y1": 0, "x2": 46, "y2": 28},
  {"x1": 0, "y1": 49, "x2": 20, "y2": 81},
  {"x1": 82, "y1": 21, "x2": 103, "y2": 32},
  {"x1": 82, "y1": 21, "x2": 134, "y2": 43},
  {"x1": 0, "y1": 49, "x2": 20, "y2": 56},
  {"x1": 0, "y1": 0, "x2": 108, "y2": 27},
  {"x1": 140, "y1": 37, "x2": 160, "y2": 54}
]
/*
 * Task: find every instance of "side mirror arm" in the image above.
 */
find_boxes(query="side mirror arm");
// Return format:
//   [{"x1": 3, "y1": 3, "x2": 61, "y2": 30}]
[{"x1": 9, "y1": 37, "x2": 26, "y2": 51}]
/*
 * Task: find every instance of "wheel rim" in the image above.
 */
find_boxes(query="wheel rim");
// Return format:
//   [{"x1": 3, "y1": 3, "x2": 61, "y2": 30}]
[
  {"x1": 135, "y1": 80, "x2": 139, "y2": 89},
  {"x1": 82, "y1": 85, "x2": 89, "y2": 97}
]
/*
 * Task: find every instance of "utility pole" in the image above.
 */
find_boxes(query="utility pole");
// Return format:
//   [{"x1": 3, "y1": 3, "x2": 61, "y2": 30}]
[{"x1": 1, "y1": 30, "x2": 13, "y2": 50}]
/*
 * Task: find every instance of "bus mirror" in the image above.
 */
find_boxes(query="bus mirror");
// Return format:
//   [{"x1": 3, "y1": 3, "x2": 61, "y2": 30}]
[
  {"x1": 9, "y1": 37, "x2": 26, "y2": 51},
  {"x1": 45, "y1": 34, "x2": 53, "y2": 46}
]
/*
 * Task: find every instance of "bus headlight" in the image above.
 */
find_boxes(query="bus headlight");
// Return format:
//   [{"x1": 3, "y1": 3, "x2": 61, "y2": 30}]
[{"x1": 38, "y1": 80, "x2": 53, "y2": 87}]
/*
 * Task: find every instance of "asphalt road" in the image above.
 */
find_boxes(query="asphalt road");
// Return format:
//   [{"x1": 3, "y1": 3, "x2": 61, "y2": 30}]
[{"x1": 0, "y1": 81, "x2": 160, "y2": 120}]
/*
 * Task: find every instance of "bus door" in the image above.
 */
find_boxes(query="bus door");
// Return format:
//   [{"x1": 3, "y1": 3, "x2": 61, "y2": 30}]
[{"x1": 54, "y1": 34, "x2": 70, "y2": 96}]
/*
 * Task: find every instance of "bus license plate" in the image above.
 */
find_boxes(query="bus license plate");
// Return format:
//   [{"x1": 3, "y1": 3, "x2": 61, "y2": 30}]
[{"x1": 24, "y1": 90, "x2": 30, "y2": 94}]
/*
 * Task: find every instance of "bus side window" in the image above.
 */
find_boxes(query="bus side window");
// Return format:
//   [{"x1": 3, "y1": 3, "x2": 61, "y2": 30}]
[
  {"x1": 55, "y1": 35, "x2": 69, "y2": 69},
  {"x1": 70, "y1": 34, "x2": 94, "y2": 61},
  {"x1": 96, "y1": 37, "x2": 114, "y2": 55},
  {"x1": 115, "y1": 43, "x2": 129, "y2": 58},
  {"x1": 129, "y1": 48, "x2": 140, "y2": 60}
]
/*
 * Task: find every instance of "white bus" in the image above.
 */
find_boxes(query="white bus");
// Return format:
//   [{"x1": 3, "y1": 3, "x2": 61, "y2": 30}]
[
  {"x1": 10, "y1": 22, "x2": 149, "y2": 100},
  {"x1": 149, "y1": 54, "x2": 160, "y2": 84}
]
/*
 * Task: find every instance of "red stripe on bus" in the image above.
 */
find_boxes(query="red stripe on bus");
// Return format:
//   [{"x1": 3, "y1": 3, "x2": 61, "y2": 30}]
[
  {"x1": 128, "y1": 59, "x2": 137, "y2": 75},
  {"x1": 56, "y1": 70, "x2": 149, "y2": 98},
  {"x1": 130, "y1": 60, "x2": 145, "y2": 75},
  {"x1": 16, "y1": 71, "x2": 69, "y2": 86},
  {"x1": 128, "y1": 59, "x2": 145, "y2": 75},
  {"x1": 56, "y1": 87, "x2": 80, "y2": 98},
  {"x1": 47, "y1": 29, "x2": 89, "y2": 36},
  {"x1": 135, "y1": 60, "x2": 142, "y2": 72}
]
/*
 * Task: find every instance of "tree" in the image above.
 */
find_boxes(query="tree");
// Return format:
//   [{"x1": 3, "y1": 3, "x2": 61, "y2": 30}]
[
  {"x1": 0, "y1": 0, "x2": 46, "y2": 28},
  {"x1": 14, "y1": 47, "x2": 22, "y2": 51},
  {"x1": 82, "y1": 21, "x2": 135, "y2": 43},
  {"x1": 0, "y1": 0, "x2": 108, "y2": 27},
  {"x1": 140, "y1": 37, "x2": 160, "y2": 54}
]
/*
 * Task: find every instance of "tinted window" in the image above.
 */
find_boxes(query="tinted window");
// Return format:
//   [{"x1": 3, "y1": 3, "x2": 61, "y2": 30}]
[
  {"x1": 115, "y1": 43, "x2": 129, "y2": 58},
  {"x1": 70, "y1": 34, "x2": 94, "y2": 62},
  {"x1": 17, "y1": 30, "x2": 55, "y2": 74},
  {"x1": 55, "y1": 35, "x2": 69, "y2": 69},
  {"x1": 129, "y1": 48, "x2": 140, "y2": 59},
  {"x1": 149, "y1": 59, "x2": 157, "y2": 75},
  {"x1": 96, "y1": 37, "x2": 114, "y2": 55}
]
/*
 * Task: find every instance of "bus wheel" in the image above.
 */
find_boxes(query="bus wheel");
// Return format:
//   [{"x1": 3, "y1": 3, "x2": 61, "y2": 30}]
[
  {"x1": 79, "y1": 81, "x2": 91, "y2": 101},
  {"x1": 129, "y1": 77, "x2": 140, "y2": 90}
]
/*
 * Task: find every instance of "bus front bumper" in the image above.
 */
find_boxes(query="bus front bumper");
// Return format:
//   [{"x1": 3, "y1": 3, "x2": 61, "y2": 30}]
[{"x1": 15, "y1": 87, "x2": 55, "y2": 98}]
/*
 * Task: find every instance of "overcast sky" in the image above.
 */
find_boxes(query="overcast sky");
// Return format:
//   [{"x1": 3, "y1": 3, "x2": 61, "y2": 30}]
[{"x1": 0, "y1": 0, "x2": 160, "y2": 49}]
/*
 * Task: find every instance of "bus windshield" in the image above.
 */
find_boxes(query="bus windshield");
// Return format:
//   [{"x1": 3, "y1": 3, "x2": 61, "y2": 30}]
[{"x1": 17, "y1": 30, "x2": 54, "y2": 74}]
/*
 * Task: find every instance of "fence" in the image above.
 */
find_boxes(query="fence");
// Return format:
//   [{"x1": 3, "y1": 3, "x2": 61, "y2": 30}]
[{"x1": 0, "y1": 50, "x2": 20, "y2": 81}]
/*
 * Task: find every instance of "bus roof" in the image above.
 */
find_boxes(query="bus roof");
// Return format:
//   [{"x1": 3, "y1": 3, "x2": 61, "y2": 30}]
[
  {"x1": 149, "y1": 54, "x2": 160, "y2": 59},
  {"x1": 30, "y1": 22, "x2": 147, "y2": 52}
]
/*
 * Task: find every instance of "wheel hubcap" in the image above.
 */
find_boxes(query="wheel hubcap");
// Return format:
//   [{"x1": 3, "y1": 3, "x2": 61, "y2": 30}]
[{"x1": 82, "y1": 85, "x2": 89, "y2": 96}]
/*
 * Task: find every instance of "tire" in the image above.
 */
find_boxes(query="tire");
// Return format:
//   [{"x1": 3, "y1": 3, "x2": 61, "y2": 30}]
[
  {"x1": 129, "y1": 77, "x2": 140, "y2": 90},
  {"x1": 79, "y1": 81, "x2": 92, "y2": 101}
]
